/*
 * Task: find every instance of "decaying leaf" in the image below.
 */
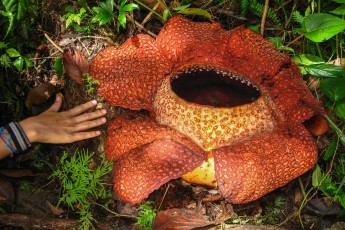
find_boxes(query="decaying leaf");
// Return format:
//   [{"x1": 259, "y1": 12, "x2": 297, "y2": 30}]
[
  {"x1": 25, "y1": 83, "x2": 57, "y2": 110},
  {"x1": 0, "y1": 177, "x2": 14, "y2": 204},
  {"x1": 63, "y1": 48, "x2": 90, "y2": 85},
  {"x1": 152, "y1": 208, "x2": 213, "y2": 230}
]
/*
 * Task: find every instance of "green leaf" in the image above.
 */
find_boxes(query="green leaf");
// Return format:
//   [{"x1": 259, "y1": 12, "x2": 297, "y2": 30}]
[
  {"x1": 331, "y1": 4, "x2": 345, "y2": 15},
  {"x1": 24, "y1": 57, "x2": 33, "y2": 67},
  {"x1": 1, "y1": 11, "x2": 14, "y2": 37},
  {"x1": 323, "y1": 137, "x2": 338, "y2": 161},
  {"x1": 66, "y1": 8, "x2": 86, "y2": 28},
  {"x1": 335, "y1": 100, "x2": 345, "y2": 121},
  {"x1": 320, "y1": 78, "x2": 345, "y2": 102},
  {"x1": 173, "y1": 4, "x2": 191, "y2": 11},
  {"x1": 0, "y1": 42, "x2": 8, "y2": 49},
  {"x1": 121, "y1": 3, "x2": 139, "y2": 12},
  {"x1": 268, "y1": 37, "x2": 283, "y2": 49},
  {"x1": 177, "y1": 8, "x2": 211, "y2": 20},
  {"x1": 118, "y1": 12, "x2": 126, "y2": 28},
  {"x1": 292, "y1": 54, "x2": 324, "y2": 65},
  {"x1": 54, "y1": 57, "x2": 63, "y2": 77},
  {"x1": 13, "y1": 57, "x2": 24, "y2": 71},
  {"x1": 333, "y1": 0, "x2": 345, "y2": 3},
  {"x1": 301, "y1": 13, "x2": 345, "y2": 42},
  {"x1": 305, "y1": 63, "x2": 344, "y2": 77},
  {"x1": 92, "y1": 4, "x2": 114, "y2": 26},
  {"x1": 6, "y1": 48, "x2": 21, "y2": 58},
  {"x1": 163, "y1": 9, "x2": 171, "y2": 21},
  {"x1": 312, "y1": 164, "x2": 322, "y2": 187}
]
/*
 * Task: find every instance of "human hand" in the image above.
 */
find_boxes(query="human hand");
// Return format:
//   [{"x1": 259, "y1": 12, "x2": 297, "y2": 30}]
[{"x1": 19, "y1": 95, "x2": 107, "y2": 144}]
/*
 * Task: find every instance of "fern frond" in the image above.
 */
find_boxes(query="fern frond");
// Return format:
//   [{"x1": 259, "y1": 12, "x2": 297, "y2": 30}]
[
  {"x1": 292, "y1": 10, "x2": 304, "y2": 25},
  {"x1": 241, "y1": 0, "x2": 250, "y2": 16},
  {"x1": 249, "y1": 1, "x2": 281, "y2": 26}
]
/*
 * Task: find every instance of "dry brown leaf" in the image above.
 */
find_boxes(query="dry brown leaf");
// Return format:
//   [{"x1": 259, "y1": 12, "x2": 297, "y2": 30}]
[
  {"x1": 63, "y1": 48, "x2": 89, "y2": 85},
  {"x1": 328, "y1": 58, "x2": 345, "y2": 67},
  {"x1": 25, "y1": 83, "x2": 57, "y2": 110},
  {"x1": 152, "y1": 208, "x2": 213, "y2": 230}
]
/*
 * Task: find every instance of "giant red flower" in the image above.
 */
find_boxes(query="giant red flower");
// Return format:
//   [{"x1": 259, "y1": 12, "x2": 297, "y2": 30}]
[{"x1": 90, "y1": 16, "x2": 326, "y2": 204}]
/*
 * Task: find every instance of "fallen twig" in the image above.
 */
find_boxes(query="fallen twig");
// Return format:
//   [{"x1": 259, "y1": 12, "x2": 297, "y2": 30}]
[{"x1": 260, "y1": 0, "x2": 270, "y2": 35}]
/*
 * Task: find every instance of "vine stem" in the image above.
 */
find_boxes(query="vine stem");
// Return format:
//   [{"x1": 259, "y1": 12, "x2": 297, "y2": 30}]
[{"x1": 260, "y1": 0, "x2": 270, "y2": 35}]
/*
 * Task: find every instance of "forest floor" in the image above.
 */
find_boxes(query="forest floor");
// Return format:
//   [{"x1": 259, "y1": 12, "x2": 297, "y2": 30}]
[{"x1": 0, "y1": 0, "x2": 344, "y2": 229}]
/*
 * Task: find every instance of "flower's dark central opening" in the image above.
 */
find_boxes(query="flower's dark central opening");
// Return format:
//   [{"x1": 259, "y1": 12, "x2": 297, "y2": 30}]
[{"x1": 171, "y1": 67, "x2": 260, "y2": 107}]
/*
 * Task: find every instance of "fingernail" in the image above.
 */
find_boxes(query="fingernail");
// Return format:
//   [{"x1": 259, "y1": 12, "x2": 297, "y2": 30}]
[
  {"x1": 56, "y1": 96, "x2": 61, "y2": 102},
  {"x1": 91, "y1": 100, "x2": 97, "y2": 105},
  {"x1": 96, "y1": 131, "x2": 101, "y2": 135},
  {"x1": 101, "y1": 109, "x2": 107, "y2": 114},
  {"x1": 101, "y1": 117, "x2": 107, "y2": 123}
]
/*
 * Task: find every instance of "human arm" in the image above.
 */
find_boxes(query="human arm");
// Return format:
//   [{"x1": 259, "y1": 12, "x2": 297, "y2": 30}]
[{"x1": 0, "y1": 95, "x2": 107, "y2": 159}]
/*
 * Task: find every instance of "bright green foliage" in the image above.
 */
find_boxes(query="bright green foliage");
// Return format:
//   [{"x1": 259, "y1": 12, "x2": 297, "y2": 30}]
[
  {"x1": 83, "y1": 73, "x2": 100, "y2": 94},
  {"x1": 62, "y1": 6, "x2": 95, "y2": 33},
  {"x1": 54, "y1": 57, "x2": 63, "y2": 77},
  {"x1": 161, "y1": 2, "x2": 211, "y2": 21},
  {"x1": 301, "y1": 13, "x2": 345, "y2": 42},
  {"x1": 136, "y1": 201, "x2": 157, "y2": 230},
  {"x1": 50, "y1": 149, "x2": 112, "y2": 229},
  {"x1": 0, "y1": 45, "x2": 33, "y2": 71},
  {"x1": 92, "y1": 0, "x2": 115, "y2": 26},
  {"x1": 117, "y1": 0, "x2": 139, "y2": 29},
  {"x1": 65, "y1": 7, "x2": 87, "y2": 28}
]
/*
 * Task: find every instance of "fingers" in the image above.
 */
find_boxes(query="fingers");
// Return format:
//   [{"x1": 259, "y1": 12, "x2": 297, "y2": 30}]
[
  {"x1": 46, "y1": 95, "x2": 63, "y2": 112},
  {"x1": 64, "y1": 100, "x2": 98, "y2": 117},
  {"x1": 71, "y1": 109, "x2": 107, "y2": 124},
  {"x1": 73, "y1": 117, "x2": 107, "y2": 132},
  {"x1": 70, "y1": 131, "x2": 102, "y2": 143}
]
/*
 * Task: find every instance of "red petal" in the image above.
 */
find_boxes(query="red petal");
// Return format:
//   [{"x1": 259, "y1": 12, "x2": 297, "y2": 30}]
[
  {"x1": 112, "y1": 139, "x2": 206, "y2": 204},
  {"x1": 213, "y1": 123, "x2": 317, "y2": 204},
  {"x1": 262, "y1": 63, "x2": 325, "y2": 123},
  {"x1": 105, "y1": 114, "x2": 205, "y2": 161},
  {"x1": 90, "y1": 35, "x2": 172, "y2": 112}
]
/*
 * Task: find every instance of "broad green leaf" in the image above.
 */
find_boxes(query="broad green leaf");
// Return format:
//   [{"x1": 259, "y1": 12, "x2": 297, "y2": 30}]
[
  {"x1": 13, "y1": 57, "x2": 24, "y2": 71},
  {"x1": 92, "y1": 7, "x2": 114, "y2": 25},
  {"x1": 6, "y1": 48, "x2": 21, "y2": 58},
  {"x1": 335, "y1": 100, "x2": 345, "y2": 121},
  {"x1": 247, "y1": 24, "x2": 260, "y2": 33},
  {"x1": 305, "y1": 63, "x2": 344, "y2": 77},
  {"x1": 302, "y1": 13, "x2": 345, "y2": 42},
  {"x1": 323, "y1": 137, "x2": 338, "y2": 161},
  {"x1": 54, "y1": 57, "x2": 63, "y2": 77},
  {"x1": 173, "y1": 4, "x2": 191, "y2": 11},
  {"x1": 268, "y1": 37, "x2": 283, "y2": 49},
  {"x1": 320, "y1": 78, "x2": 345, "y2": 101},
  {"x1": 331, "y1": 4, "x2": 345, "y2": 15},
  {"x1": 333, "y1": 0, "x2": 345, "y2": 3},
  {"x1": 177, "y1": 8, "x2": 211, "y2": 20},
  {"x1": 24, "y1": 57, "x2": 33, "y2": 68},
  {"x1": 292, "y1": 54, "x2": 324, "y2": 65},
  {"x1": 312, "y1": 164, "x2": 322, "y2": 187},
  {"x1": 121, "y1": 3, "x2": 139, "y2": 12},
  {"x1": 100, "y1": 0, "x2": 114, "y2": 13},
  {"x1": 118, "y1": 12, "x2": 126, "y2": 28}
]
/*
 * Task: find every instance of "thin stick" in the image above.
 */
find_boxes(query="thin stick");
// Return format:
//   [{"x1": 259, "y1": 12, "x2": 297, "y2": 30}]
[
  {"x1": 126, "y1": 14, "x2": 157, "y2": 37},
  {"x1": 141, "y1": 2, "x2": 161, "y2": 26},
  {"x1": 158, "y1": 183, "x2": 171, "y2": 210},
  {"x1": 260, "y1": 0, "x2": 270, "y2": 35},
  {"x1": 44, "y1": 33, "x2": 64, "y2": 53}
]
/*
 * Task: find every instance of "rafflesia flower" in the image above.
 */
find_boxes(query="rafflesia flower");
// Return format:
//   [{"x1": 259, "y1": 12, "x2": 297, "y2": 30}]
[{"x1": 90, "y1": 16, "x2": 327, "y2": 205}]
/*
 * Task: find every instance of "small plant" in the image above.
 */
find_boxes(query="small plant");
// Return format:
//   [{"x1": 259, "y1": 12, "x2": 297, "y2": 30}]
[
  {"x1": 136, "y1": 201, "x2": 157, "y2": 230},
  {"x1": 240, "y1": 0, "x2": 281, "y2": 26},
  {"x1": 116, "y1": 0, "x2": 139, "y2": 30},
  {"x1": 83, "y1": 73, "x2": 100, "y2": 94},
  {"x1": 50, "y1": 149, "x2": 113, "y2": 229}
]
